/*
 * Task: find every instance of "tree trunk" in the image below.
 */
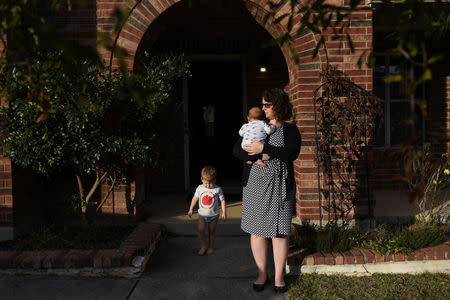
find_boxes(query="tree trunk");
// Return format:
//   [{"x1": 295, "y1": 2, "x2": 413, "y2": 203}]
[
  {"x1": 96, "y1": 174, "x2": 116, "y2": 213},
  {"x1": 77, "y1": 170, "x2": 108, "y2": 220},
  {"x1": 76, "y1": 175, "x2": 86, "y2": 215}
]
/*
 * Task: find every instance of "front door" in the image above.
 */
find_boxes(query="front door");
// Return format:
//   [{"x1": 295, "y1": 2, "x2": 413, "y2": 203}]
[{"x1": 187, "y1": 61, "x2": 243, "y2": 188}]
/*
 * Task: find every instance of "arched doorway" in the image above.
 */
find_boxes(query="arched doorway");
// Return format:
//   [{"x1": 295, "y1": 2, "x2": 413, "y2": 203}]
[{"x1": 135, "y1": 0, "x2": 290, "y2": 198}]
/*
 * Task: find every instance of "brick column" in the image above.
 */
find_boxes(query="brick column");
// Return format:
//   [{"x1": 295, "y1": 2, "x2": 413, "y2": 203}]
[
  {"x1": 445, "y1": 76, "x2": 450, "y2": 152},
  {"x1": 0, "y1": 153, "x2": 13, "y2": 241},
  {"x1": 291, "y1": 7, "x2": 373, "y2": 223},
  {"x1": 431, "y1": 75, "x2": 450, "y2": 155},
  {"x1": 0, "y1": 57, "x2": 13, "y2": 238}
]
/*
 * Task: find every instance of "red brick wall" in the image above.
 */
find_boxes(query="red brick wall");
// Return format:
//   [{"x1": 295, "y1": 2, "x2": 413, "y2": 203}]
[
  {"x1": 100, "y1": 181, "x2": 136, "y2": 215},
  {"x1": 0, "y1": 32, "x2": 12, "y2": 225},
  {"x1": 9, "y1": 1, "x2": 448, "y2": 225},
  {"x1": 49, "y1": 0, "x2": 97, "y2": 47},
  {"x1": 444, "y1": 76, "x2": 450, "y2": 152},
  {"x1": 291, "y1": 9, "x2": 373, "y2": 221},
  {"x1": 0, "y1": 0, "x2": 389, "y2": 225},
  {"x1": 94, "y1": 0, "x2": 377, "y2": 222},
  {"x1": 95, "y1": 0, "x2": 301, "y2": 217},
  {"x1": 0, "y1": 41, "x2": 12, "y2": 224},
  {"x1": 0, "y1": 154, "x2": 12, "y2": 225}
]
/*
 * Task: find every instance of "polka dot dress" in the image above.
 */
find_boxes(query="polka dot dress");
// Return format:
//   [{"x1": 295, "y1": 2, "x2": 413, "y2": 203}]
[{"x1": 241, "y1": 124, "x2": 295, "y2": 238}]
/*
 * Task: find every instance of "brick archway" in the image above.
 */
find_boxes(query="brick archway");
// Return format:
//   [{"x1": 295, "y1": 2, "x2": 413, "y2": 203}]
[
  {"x1": 97, "y1": 0, "x2": 325, "y2": 219},
  {"x1": 103, "y1": 0, "x2": 322, "y2": 88}
]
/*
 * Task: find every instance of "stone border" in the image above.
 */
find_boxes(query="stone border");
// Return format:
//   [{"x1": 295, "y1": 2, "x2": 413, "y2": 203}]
[
  {"x1": 0, "y1": 222, "x2": 165, "y2": 278},
  {"x1": 286, "y1": 241, "x2": 450, "y2": 275}
]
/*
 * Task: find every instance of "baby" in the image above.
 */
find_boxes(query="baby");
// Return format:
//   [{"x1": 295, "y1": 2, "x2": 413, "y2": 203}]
[{"x1": 239, "y1": 107, "x2": 275, "y2": 167}]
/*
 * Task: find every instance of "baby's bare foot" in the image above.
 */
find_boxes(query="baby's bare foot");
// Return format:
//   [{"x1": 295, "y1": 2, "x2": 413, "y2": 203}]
[
  {"x1": 198, "y1": 247, "x2": 207, "y2": 256},
  {"x1": 206, "y1": 248, "x2": 214, "y2": 255}
]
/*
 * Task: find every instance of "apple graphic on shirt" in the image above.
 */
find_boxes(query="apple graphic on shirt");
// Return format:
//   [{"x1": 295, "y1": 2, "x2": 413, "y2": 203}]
[{"x1": 202, "y1": 195, "x2": 213, "y2": 206}]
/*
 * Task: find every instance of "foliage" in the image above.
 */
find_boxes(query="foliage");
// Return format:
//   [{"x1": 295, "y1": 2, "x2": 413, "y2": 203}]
[
  {"x1": 374, "y1": 2, "x2": 449, "y2": 215},
  {"x1": 395, "y1": 143, "x2": 450, "y2": 224},
  {"x1": 0, "y1": 0, "x2": 142, "y2": 120},
  {"x1": 315, "y1": 66, "x2": 382, "y2": 220},
  {"x1": 361, "y1": 224, "x2": 445, "y2": 255},
  {"x1": 0, "y1": 0, "x2": 190, "y2": 220},
  {"x1": 0, "y1": 0, "x2": 103, "y2": 118},
  {"x1": 290, "y1": 221, "x2": 366, "y2": 253},
  {"x1": 267, "y1": 1, "x2": 449, "y2": 221},
  {"x1": 287, "y1": 273, "x2": 450, "y2": 300},
  {"x1": 2, "y1": 223, "x2": 134, "y2": 250},
  {"x1": 265, "y1": 0, "x2": 448, "y2": 91},
  {"x1": 372, "y1": 0, "x2": 449, "y2": 92},
  {"x1": 290, "y1": 221, "x2": 446, "y2": 254},
  {"x1": 314, "y1": 222, "x2": 364, "y2": 253},
  {"x1": 0, "y1": 51, "x2": 190, "y2": 215},
  {"x1": 263, "y1": 0, "x2": 362, "y2": 63}
]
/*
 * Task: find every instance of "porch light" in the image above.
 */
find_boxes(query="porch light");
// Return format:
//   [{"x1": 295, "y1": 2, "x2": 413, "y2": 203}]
[{"x1": 259, "y1": 55, "x2": 268, "y2": 73}]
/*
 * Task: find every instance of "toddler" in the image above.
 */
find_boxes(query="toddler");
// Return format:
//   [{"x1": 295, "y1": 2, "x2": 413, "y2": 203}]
[
  {"x1": 239, "y1": 107, "x2": 275, "y2": 167},
  {"x1": 188, "y1": 166, "x2": 226, "y2": 255}
]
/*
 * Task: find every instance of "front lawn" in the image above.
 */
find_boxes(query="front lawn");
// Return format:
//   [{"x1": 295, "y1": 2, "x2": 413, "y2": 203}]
[{"x1": 287, "y1": 273, "x2": 450, "y2": 300}]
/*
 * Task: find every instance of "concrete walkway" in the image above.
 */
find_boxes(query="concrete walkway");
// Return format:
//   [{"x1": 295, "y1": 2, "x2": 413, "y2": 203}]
[
  {"x1": 0, "y1": 192, "x2": 287, "y2": 300},
  {"x1": 133, "y1": 236, "x2": 285, "y2": 300},
  {"x1": 0, "y1": 235, "x2": 287, "y2": 300}
]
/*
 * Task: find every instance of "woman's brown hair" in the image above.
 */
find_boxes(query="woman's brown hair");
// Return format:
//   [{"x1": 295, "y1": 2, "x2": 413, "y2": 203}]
[{"x1": 262, "y1": 88, "x2": 293, "y2": 121}]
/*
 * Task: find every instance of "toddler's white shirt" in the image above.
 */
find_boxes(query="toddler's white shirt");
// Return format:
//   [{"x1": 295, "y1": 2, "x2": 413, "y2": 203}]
[{"x1": 195, "y1": 184, "x2": 225, "y2": 217}]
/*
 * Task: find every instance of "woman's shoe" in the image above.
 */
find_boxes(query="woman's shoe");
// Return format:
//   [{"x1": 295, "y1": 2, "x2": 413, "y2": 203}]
[
  {"x1": 252, "y1": 277, "x2": 268, "y2": 292},
  {"x1": 273, "y1": 285, "x2": 287, "y2": 293}
]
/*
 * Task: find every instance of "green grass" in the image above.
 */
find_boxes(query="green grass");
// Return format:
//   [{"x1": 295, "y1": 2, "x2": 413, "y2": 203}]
[{"x1": 286, "y1": 273, "x2": 450, "y2": 300}]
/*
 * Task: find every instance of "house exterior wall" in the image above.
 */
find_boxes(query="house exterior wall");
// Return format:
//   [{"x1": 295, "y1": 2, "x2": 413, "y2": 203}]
[
  {"x1": 0, "y1": 30, "x2": 13, "y2": 231},
  {"x1": 444, "y1": 76, "x2": 450, "y2": 152},
  {"x1": 0, "y1": 153, "x2": 12, "y2": 226},
  {"x1": 0, "y1": 0, "x2": 447, "y2": 229},
  {"x1": 95, "y1": 0, "x2": 374, "y2": 221}
]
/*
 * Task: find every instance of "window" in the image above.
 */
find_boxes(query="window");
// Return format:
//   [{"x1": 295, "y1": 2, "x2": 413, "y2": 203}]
[{"x1": 373, "y1": 54, "x2": 425, "y2": 147}]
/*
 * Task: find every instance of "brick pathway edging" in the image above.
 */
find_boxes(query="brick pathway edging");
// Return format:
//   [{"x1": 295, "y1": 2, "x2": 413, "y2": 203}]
[
  {"x1": 0, "y1": 222, "x2": 165, "y2": 278},
  {"x1": 286, "y1": 241, "x2": 450, "y2": 275}
]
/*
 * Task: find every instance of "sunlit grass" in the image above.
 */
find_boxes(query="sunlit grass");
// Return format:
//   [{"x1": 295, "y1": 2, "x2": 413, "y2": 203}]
[{"x1": 287, "y1": 273, "x2": 450, "y2": 300}]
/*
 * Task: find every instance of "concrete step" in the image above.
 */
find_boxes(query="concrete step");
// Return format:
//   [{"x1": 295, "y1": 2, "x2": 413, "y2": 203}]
[{"x1": 160, "y1": 219, "x2": 246, "y2": 236}]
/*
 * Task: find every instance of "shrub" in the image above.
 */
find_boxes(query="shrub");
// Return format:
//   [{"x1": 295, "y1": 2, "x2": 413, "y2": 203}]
[
  {"x1": 291, "y1": 221, "x2": 366, "y2": 253},
  {"x1": 0, "y1": 51, "x2": 189, "y2": 217},
  {"x1": 290, "y1": 222, "x2": 446, "y2": 254},
  {"x1": 290, "y1": 220, "x2": 318, "y2": 250},
  {"x1": 315, "y1": 222, "x2": 366, "y2": 253},
  {"x1": 12, "y1": 224, "x2": 134, "y2": 250},
  {"x1": 362, "y1": 224, "x2": 445, "y2": 254}
]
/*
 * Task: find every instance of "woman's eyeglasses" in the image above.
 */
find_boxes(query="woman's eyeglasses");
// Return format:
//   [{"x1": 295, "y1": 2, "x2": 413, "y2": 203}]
[{"x1": 261, "y1": 103, "x2": 273, "y2": 108}]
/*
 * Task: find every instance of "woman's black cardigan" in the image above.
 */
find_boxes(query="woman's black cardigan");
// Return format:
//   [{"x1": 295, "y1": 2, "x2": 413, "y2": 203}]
[{"x1": 232, "y1": 122, "x2": 301, "y2": 190}]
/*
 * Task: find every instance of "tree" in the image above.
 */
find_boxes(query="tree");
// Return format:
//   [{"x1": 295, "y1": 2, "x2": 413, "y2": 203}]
[
  {"x1": 265, "y1": 0, "x2": 449, "y2": 85},
  {"x1": 0, "y1": 0, "x2": 138, "y2": 120},
  {"x1": 0, "y1": 51, "x2": 189, "y2": 217},
  {"x1": 0, "y1": 0, "x2": 103, "y2": 118}
]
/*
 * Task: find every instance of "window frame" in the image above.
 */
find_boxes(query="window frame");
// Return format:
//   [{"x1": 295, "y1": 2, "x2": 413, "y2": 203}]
[{"x1": 373, "y1": 52, "x2": 426, "y2": 148}]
